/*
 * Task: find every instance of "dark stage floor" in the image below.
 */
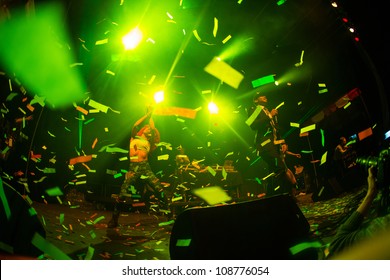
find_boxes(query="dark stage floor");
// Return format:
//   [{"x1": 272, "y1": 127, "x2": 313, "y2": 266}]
[{"x1": 1, "y1": 182, "x2": 370, "y2": 260}]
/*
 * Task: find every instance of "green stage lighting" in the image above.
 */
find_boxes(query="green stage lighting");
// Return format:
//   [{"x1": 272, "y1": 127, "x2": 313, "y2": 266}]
[{"x1": 122, "y1": 26, "x2": 143, "y2": 50}]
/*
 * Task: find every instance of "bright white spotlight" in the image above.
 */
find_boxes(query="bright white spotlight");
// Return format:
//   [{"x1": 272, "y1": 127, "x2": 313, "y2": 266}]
[
  {"x1": 154, "y1": 90, "x2": 164, "y2": 104},
  {"x1": 122, "y1": 26, "x2": 143, "y2": 50},
  {"x1": 208, "y1": 101, "x2": 219, "y2": 114}
]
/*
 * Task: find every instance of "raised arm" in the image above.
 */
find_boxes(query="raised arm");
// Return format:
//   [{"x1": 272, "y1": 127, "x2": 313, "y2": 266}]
[
  {"x1": 131, "y1": 109, "x2": 152, "y2": 137},
  {"x1": 356, "y1": 166, "x2": 378, "y2": 216},
  {"x1": 286, "y1": 150, "x2": 301, "y2": 158}
]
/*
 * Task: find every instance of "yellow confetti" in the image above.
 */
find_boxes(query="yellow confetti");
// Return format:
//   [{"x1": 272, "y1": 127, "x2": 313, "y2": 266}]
[
  {"x1": 300, "y1": 124, "x2": 316, "y2": 134},
  {"x1": 222, "y1": 35, "x2": 232, "y2": 44},
  {"x1": 213, "y1": 17, "x2": 218, "y2": 37},
  {"x1": 106, "y1": 70, "x2": 115, "y2": 76},
  {"x1": 290, "y1": 122, "x2": 300, "y2": 127},
  {"x1": 95, "y1": 38, "x2": 108, "y2": 45},
  {"x1": 193, "y1": 30, "x2": 201, "y2": 41}
]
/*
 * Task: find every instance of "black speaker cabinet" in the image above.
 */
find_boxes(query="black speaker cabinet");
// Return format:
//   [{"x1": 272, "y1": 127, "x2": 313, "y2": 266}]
[
  {"x1": 169, "y1": 194, "x2": 313, "y2": 260},
  {"x1": 0, "y1": 180, "x2": 46, "y2": 258}
]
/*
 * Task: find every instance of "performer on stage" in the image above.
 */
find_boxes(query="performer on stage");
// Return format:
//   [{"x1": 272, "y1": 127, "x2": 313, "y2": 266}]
[
  {"x1": 247, "y1": 92, "x2": 296, "y2": 194},
  {"x1": 280, "y1": 143, "x2": 301, "y2": 188},
  {"x1": 333, "y1": 136, "x2": 350, "y2": 180},
  {"x1": 108, "y1": 106, "x2": 168, "y2": 228}
]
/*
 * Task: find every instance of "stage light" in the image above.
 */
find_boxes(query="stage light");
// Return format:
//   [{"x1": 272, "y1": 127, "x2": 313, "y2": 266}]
[
  {"x1": 331, "y1": 2, "x2": 338, "y2": 8},
  {"x1": 153, "y1": 90, "x2": 164, "y2": 104},
  {"x1": 122, "y1": 26, "x2": 143, "y2": 50},
  {"x1": 208, "y1": 102, "x2": 219, "y2": 114}
]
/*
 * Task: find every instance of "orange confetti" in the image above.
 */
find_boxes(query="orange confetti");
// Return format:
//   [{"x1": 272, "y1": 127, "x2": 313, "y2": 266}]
[
  {"x1": 15, "y1": 115, "x2": 33, "y2": 123},
  {"x1": 132, "y1": 202, "x2": 146, "y2": 207},
  {"x1": 69, "y1": 155, "x2": 93, "y2": 165},
  {"x1": 92, "y1": 137, "x2": 98, "y2": 149},
  {"x1": 154, "y1": 107, "x2": 197, "y2": 119},
  {"x1": 81, "y1": 162, "x2": 90, "y2": 170},
  {"x1": 76, "y1": 106, "x2": 89, "y2": 115},
  {"x1": 26, "y1": 103, "x2": 35, "y2": 112}
]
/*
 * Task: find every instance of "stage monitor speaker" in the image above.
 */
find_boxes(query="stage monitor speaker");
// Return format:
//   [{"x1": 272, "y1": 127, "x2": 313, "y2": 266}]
[
  {"x1": 0, "y1": 180, "x2": 46, "y2": 258},
  {"x1": 169, "y1": 194, "x2": 314, "y2": 260}
]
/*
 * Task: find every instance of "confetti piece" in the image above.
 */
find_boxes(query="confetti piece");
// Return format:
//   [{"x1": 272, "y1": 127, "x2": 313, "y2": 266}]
[
  {"x1": 148, "y1": 75, "x2": 156, "y2": 85},
  {"x1": 106, "y1": 70, "x2": 115, "y2": 76},
  {"x1": 171, "y1": 196, "x2": 183, "y2": 202},
  {"x1": 294, "y1": 50, "x2": 305, "y2": 67},
  {"x1": 106, "y1": 146, "x2": 128, "y2": 153},
  {"x1": 192, "y1": 30, "x2": 202, "y2": 41},
  {"x1": 56, "y1": 196, "x2": 63, "y2": 204},
  {"x1": 153, "y1": 107, "x2": 198, "y2": 119},
  {"x1": 320, "y1": 129, "x2": 325, "y2": 147},
  {"x1": 358, "y1": 127, "x2": 373, "y2": 141},
  {"x1": 158, "y1": 220, "x2": 175, "y2": 226},
  {"x1": 88, "y1": 99, "x2": 110, "y2": 113},
  {"x1": 30, "y1": 95, "x2": 46, "y2": 107},
  {"x1": 69, "y1": 155, "x2": 93, "y2": 165},
  {"x1": 59, "y1": 213, "x2": 65, "y2": 224},
  {"x1": 275, "y1": 102, "x2": 284, "y2": 110},
  {"x1": 300, "y1": 124, "x2": 316, "y2": 134},
  {"x1": 343, "y1": 102, "x2": 351, "y2": 109},
  {"x1": 92, "y1": 138, "x2": 98, "y2": 149},
  {"x1": 89, "y1": 230, "x2": 96, "y2": 239},
  {"x1": 222, "y1": 167, "x2": 227, "y2": 180},
  {"x1": 318, "y1": 88, "x2": 328, "y2": 94},
  {"x1": 290, "y1": 122, "x2": 300, "y2": 127},
  {"x1": 245, "y1": 105, "x2": 262, "y2": 127},
  {"x1": 251, "y1": 74, "x2": 275, "y2": 88},
  {"x1": 93, "y1": 216, "x2": 105, "y2": 224},
  {"x1": 85, "y1": 246, "x2": 95, "y2": 260},
  {"x1": 320, "y1": 151, "x2": 327, "y2": 165},
  {"x1": 26, "y1": 103, "x2": 35, "y2": 112},
  {"x1": 261, "y1": 139, "x2": 271, "y2": 146},
  {"x1": 289, "y1": 241, "x2": 322, "y2": 255},
  {"x1": 213, "y1": 17, "x2": 218, "y2": 37},
  {"x1": 76, "y1": 106, "x2": 88, "y2": 115},
  {"x1": 192, "y1": 186, "x2": 232, "y2": 205},
  {"x1": 95, "y1": 38, "x2": 108, "y2": 45},
  {"x1": 0, "y1": 179, "x2": 11, "y2": 220},
  {"x1": 6, "y1": 92, "x2": 18, "y2": 101},
  {"x1": 207, "y1": 166, "x2": 217, "y2": 176},
  {"x1": 31, "y1": 233, "x2": 71, "y2": 260},
  {"x1": 75, "y1": 181, "x2": 87, "y2": 185},
  {"x1": 84, "y1": 118, "x2": 95, "y2": 125},
  {"x1": 46, "y1": 187, "x2": 63, "y2": 197},
  {"x1": 222, "y1": 35, "x2": 231, "y2": 44},
  {"x1": 158, "y1": 154, "x2": 169, "y2": 160},
  {"x1": 204, "y1": 57, "x2": 244, "y2": 89}
]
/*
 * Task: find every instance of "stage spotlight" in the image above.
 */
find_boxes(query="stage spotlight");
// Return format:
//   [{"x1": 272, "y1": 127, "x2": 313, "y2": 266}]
[
  {"x1": 154, "y1": 90, "x2": 164, "y2": 104},
  {"x1": 122, "y1": 26, "x2": 143, "y2": 50},
  {"x1": 208, "y1": 102, "x2": 219, "y2": 114}
]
